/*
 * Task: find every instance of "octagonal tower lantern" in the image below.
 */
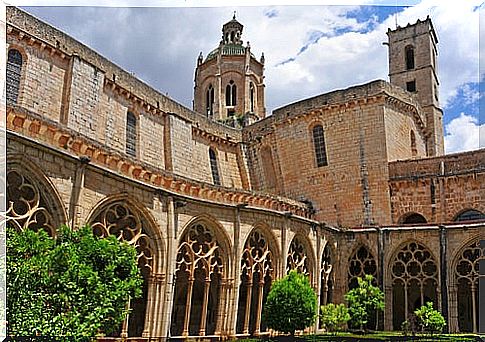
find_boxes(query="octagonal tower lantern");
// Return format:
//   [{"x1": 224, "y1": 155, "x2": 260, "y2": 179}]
[{"x1": 193, "y1": 13, "x2": 266, "y2": 126}]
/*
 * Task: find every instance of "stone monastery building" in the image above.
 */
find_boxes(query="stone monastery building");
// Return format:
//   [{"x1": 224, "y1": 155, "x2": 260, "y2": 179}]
[{"x1": 5, "y1": 6, "x2": 484, "y2": 339}]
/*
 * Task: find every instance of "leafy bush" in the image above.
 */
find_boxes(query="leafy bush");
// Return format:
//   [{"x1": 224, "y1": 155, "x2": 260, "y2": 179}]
[
  {"x1": 263, "y1": 270, "x2": 317, "y2": 335},
  {"x1": 320, "y1": 303, "x2": 350, "y2": 333},
  {"x1": 7, "y1": 225, "x2": 142, "y2": 341},
  {"x1": 414, "y1": 301, "x2": 446, "y2": 335},
  {"x1": 344, "y1": 275, "x2": 384, "y2": 331}
]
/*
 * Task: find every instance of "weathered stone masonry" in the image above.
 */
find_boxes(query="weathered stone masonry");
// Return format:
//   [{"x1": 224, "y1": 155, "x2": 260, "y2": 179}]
[{"x1": 5, "y1": 7, "x2": 485, "y2": 339}]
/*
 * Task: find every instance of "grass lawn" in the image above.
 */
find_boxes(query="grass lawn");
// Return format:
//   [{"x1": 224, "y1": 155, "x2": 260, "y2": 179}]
[{"x1": 234, "y1": 332, "x2": 483, "y2": 342}]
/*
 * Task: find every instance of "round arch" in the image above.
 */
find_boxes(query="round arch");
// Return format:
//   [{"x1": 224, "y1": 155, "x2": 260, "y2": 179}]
[
  {"x1": 6, "y1": 154, "x2": 68, "y2": 235},
  {"x1": 387, "y1": 240, "x2": 439, "y2": 331},
  {"x1": 453, "y1": 209, "x2": 485, "y2": 222},
  {"x1": 398, "y1": 212, "x2": 427, "y2": 224}
]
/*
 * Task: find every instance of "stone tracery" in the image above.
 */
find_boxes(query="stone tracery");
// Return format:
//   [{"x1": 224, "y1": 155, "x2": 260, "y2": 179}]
[
  {"x1": 90, "y1": 201, "x2": 156, "y2": 337},
  {"x1": 455, "y1": 239, "x2": 484, "y2": 333},
  {"x1": 320, "y1": 244, "x2": 334, "y2": 306},
  {"x1": 236, "y1": 230, "x2": 274, "y2": 335},
  {"x1": 348, "y1": 245, "x2": 377, "y2": 289},
  {"x1": 171, "y1": 223, "x2": 225, "y2": 337},
  {"x1": 287, "y1": 236, "x2": 311, "y2": 278},
  {"x1": 390, "y1": 241, "x2": 438, "y2": 330},
  {"x1": 6, "y1": 168, "x2": 57, "y2": 236}
]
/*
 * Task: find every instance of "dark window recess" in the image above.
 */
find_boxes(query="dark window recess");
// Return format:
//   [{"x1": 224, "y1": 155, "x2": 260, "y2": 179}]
[
  {"x1": 405, "y1": 46, "x2": 415, "y2": 70},
  {"x1": 406, "y1": 80, "x2": 416, "y2": 92},
  {"x1": 455, "y1": 210, "x2": 485, "y2": 222},
  {"x1": 225, "y1": 80, "x2": 236, "y2": 106},
  {"x1": 250, "y1": 82, "x2": 255, "y2": 112},
  {"x1": 312, "y1": 125, "x2": 328, "y2": 167},
  {"x1": 6, "y1": 49, "x2": 23, "y2": 105},
  {"x1": 402, "y1": 213, "x2": 427, "y2": 224},
  {"x1": 206, "y1": 84, "x2": 214, "y2": 116},
  {"x1": 126, "y1": 111, "x2": 137, "y2": 157},
  {"x1": 209, "y1": 148, "x2": 221, "y2": 186}
]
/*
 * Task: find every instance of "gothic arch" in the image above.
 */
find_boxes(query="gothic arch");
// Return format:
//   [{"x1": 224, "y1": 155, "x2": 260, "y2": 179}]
[
  {"x1": 170, "y1": 214, "x2": 231, "y2": 337},
  {"x1": 388, "y1": 240, "x2": 439, "y2": 330},
  {"x1": 6, "y1": 154, "x2": 67, "y2": 235},
  {"x1": 286, "y1": 233, "x2": 316, "y2": 283},
  {"x1": 320, "y1": 240, "x2": 335, "y2": 306},
  {"x1": 236, "y1": 224, "x2": 278, "y2": 335},
  {"x1": 450, "y1": 236, "x2": 484, "y2": 333},
  {"x1": 87, "y1": 194, "x2": 162, "y2": 338}
]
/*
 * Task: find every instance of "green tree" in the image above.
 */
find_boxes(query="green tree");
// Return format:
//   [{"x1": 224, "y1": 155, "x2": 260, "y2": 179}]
[
  {"x1": 344, "y1": 275, "x2": 384, "y2": 331},
  {"x1": 414, "y1": 301, "x2": 446, "y2": 335},
  {"x1": 320, "y1": 303, "x2": 350, "y2": 333},
  {"x1": 263, "y1": 270, "x2": 317, "y2": 335},
  {"x1": 7, "y1": 225, "x2": 142, "y2": 341}
]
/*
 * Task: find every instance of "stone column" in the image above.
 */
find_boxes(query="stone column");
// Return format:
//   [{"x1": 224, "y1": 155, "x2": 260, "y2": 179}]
[
  {"x1": 199, "y1": 278, "x2": 212, "y2": 336},
  {"x1": 182, "y1": 276, "x2": 195, "y2": 337},
  {"x1": 243, "y1": 279, "x2": 253, "y2": 335},
  {"x1": 254, "y1": 279, "x2": 265, "y2": 335},
  {"x1": 439, "y1": 225, "x2": 449, "y2": 333},
  {"x1": 68, "y1": 155, "x2": 89, "y2": 228}
]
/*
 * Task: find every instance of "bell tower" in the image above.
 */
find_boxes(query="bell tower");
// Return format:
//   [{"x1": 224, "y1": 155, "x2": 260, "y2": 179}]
[
  {"x1": 193, "y1": 14, "x2": 266, "y2": 126},
  {"x1": 387, "y1": 16, "x2": 444, "y2": 156}
]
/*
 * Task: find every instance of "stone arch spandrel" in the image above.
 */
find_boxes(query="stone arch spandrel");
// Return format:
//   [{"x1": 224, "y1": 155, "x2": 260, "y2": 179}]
[{"x1": 6, "y1": 155, "x2": 68, "y2": 235}]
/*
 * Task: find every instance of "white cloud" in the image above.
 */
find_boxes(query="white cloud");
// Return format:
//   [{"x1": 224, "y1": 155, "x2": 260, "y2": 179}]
[{"x1": 444, "y1": 113, "x2": 484, "y2": 154}]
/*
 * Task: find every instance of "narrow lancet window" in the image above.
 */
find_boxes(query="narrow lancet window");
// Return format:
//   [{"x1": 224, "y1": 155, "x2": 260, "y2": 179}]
[
  {"x1": 6, "y1": 49, "x2": 23, "y2": 104},
  {"x1": 209, "y1": 148, "x2": 221, "y2": 185},
  {"x1": 312, "y1": 125, "x2": 328, "y2": 167},
  {"x1": 126, "y1": 111, "x2": 137, "y2": 157}
]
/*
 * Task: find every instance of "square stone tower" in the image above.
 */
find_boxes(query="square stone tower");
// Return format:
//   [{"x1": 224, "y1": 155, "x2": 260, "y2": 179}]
[{"x1": 387, "y1": 16, "x2": 444, "y2": 156}]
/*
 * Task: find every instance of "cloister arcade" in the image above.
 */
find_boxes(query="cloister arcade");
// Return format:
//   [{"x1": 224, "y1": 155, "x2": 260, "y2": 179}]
[{"x1": 5, "y1": 159, "x2": 484, "y2": 337}]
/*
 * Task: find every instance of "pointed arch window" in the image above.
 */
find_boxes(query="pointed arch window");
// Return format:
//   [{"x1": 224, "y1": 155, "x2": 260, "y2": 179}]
[
  {"x1": 405, "y1": 45, "x2": 415, "y2": 70},
  {"x1": 206, "y1": 84, "x2": 214, "y2": 117},
  {"x1": 209, "y1": 148, "x2": 221, "y2": 186},
  {"x1": 7, "y1": 49, "x2": 23, "y2": 105},
  {"x1": 312, "y1": 124, "x2": 328, "y2": 167},
  {"x1": 249, "y1": 82, "x2": 255, "y2": 112},
  {"x1": 454, "y1": 209, "x2": 485, "y2": 222},
  {"x1": 225, "y1": 80, "x2": 236, "y2": 106},
  {"x1": 126, "y1": 111, "x2": 137, "y2": 157}
]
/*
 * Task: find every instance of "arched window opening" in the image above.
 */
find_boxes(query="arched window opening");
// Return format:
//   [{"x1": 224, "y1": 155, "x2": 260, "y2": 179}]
[
  {"x1": 250, "y1": 82, "x2": 255, "y2": 113},
  {"x1": 209, "y1": 148, "x2": 221, "y2": 186},
  {"x1": 455, "y1": 210, "x2": 485, "y2": 222},
  {"x1": 170, "y1": 223, "x2": 225, "y2": 337},
  {"x1": 405, "y1": 45, "x2": 415, "y2": 70},
  {"x1": 230, "y1": 31, "x2": 235, "y2": 43},
  {"x1": 206, "y1": 84, "x2": 214, "y2": 117},
  {"x1": 236, "y1": 230, "x2": 274, "y2": 335},
  {"x1": 90, "y1": 202, "x2": 155, "y2": 338},
  {"x1": 391, "y1": 242, "x2": 438, "y2": 330},
  {"x1": 455, "y1": 240, "x2": 484, "y2": 333},
  {"x1": 7, "y1": 49, "x2": 23, "y2": 105},
  {"x1": 312, "y1": 125, "x2": 328, "y2": 167},
  {"x1": 225, "y1": 80, "x2": 236, "y2": 107},
  {"x1": 401, "y1": 213, "x2": 427, "y2": 224},
  {"x1": 320, "y1": 244, "x2": 334, "y2": 306},
  {"x1": 348, "y1": 245, "x2": 377, "y2": 329},
  {"x1": 287, "y1": 236, "x2": 311, "y2": 281},
  {"x1": 410, "y1": 130, "x2": 417, "y2": 157},
  {"x1": 261, "y1": 146, "x2": 277, "y2": 190},
  {"x1": 126, "y1": 111, "x2": 137, "y2": 157}
]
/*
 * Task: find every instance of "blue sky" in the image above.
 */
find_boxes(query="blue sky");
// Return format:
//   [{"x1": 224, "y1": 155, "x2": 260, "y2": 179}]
[{"x1": 19, "y1": 1, "x2": 483, "y2": 153}]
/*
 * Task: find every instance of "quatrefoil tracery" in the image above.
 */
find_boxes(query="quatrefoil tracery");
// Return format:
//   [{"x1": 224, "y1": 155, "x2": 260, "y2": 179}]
[{"x1": 287, "y1": 236, "x2": 309, "y2": 276}]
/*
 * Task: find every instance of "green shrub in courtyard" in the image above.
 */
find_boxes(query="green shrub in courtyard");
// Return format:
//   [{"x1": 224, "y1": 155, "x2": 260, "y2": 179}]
[
  {"x1": 7, "y1": 225, "x2": 142, "y2": 341},
  {"x1": 320, "y1": 303, "x2": 350, "y2": 333},
  {"x1": 414, "y1": 301, "x2": 446, "y2": 335},
  {"x1": 344, "y1": 274, "x2": 384, "y2": 331},
  {"x1": 263, "y1": 270, "x2": 317, "y2": 335}
]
